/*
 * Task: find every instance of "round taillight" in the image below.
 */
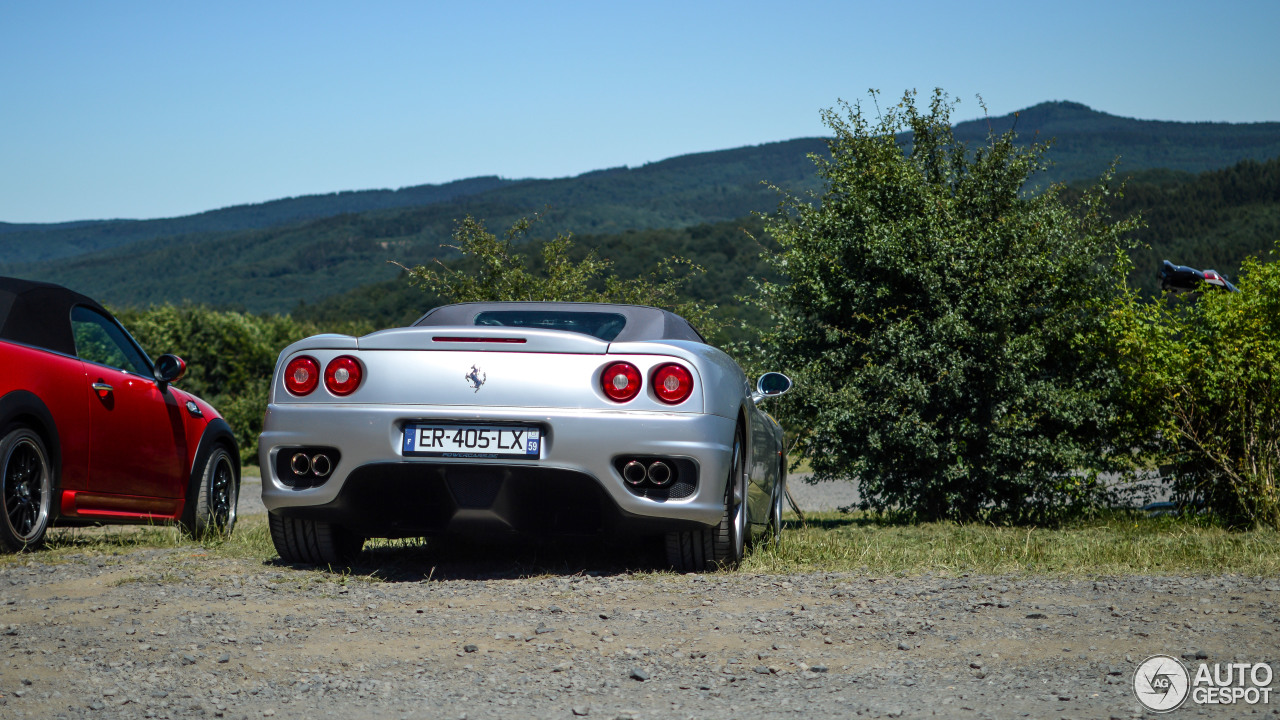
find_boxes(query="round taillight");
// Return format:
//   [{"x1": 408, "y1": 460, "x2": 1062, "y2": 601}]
[
  {"x1": 601, "y1": 361, "x2": 642, "y2": 402},
  {"x1": 652, "y1": 363, "x2": 694, "y2": 404},
  {"x1": 284, "y1": 356, "x2": 320, "y2": 396},
  {"x1": 324, "y1": 356, "x2": 363, "y2": 396}
]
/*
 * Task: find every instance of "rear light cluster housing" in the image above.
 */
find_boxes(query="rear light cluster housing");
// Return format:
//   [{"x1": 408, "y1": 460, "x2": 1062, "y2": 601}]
[
  {"x1": 284, "y1": 355, "x2": 364, "y2": 397},
  {"x1": 600, "y1": 361, "x2": 694, "y2": 405}
]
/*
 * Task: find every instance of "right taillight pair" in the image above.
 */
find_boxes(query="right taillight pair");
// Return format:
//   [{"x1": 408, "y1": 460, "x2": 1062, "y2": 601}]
[
  {"x1": 284, "y1": 355, "x2": 362, "y2": 397},
  {"x1": 601, "y1": 361, "x2": 693, "y2": 405}
]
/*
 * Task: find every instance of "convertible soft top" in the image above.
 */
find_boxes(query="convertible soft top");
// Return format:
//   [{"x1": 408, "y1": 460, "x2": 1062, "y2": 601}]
[
  {"x1": 0, "y1": 276, "x2": 108, "y2": 356},
  {"x1": 412, "y1": 302, "x2": 706, "y2": 343}
]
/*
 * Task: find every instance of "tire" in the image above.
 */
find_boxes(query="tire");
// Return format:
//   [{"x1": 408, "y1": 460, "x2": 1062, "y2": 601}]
[
  {"x1": 0, "y1": 426, "x2": 53, "y2": 553},
  {"x1": 666, "y1": 423, "x2": 747, "y2": 572},
  {"x1": 181, "y1": 445, "x2": 239, "y2": 539},
  {"x1": 269, "y1": 512, "x2": 363, "y2": 566}
]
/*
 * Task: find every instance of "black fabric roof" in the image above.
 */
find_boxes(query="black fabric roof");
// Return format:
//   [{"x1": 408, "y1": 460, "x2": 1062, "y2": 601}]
[
  {"x1": 412, "y1": 302, "x2": 706, "y2": 344},
  {"x1": 0, "y1": 276, "x2": 109, "y2": 356}
]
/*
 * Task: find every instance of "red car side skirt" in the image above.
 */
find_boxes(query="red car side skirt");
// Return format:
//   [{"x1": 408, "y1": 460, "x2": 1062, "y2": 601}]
[{"x1": 59, "y1": 490, "x2": 184, "y2": 522}]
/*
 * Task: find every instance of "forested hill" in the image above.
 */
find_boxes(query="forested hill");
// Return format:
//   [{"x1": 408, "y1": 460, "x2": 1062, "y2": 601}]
[
  {"x1": 297, "y1": 155, "x2": 1280, "y2": 335},
  {"x1": 291, "y1": 217, "x2": 777, "y2": 336},
  {"x1": 1100, "y1": 156, "x2": 1280, "y2": 293},
  {"x1": 0, "y1": 138, "x2": 828, "y2": 311},
  {"x1": 0, "y1": 137, "x2": 830, "y2": 269},
  {"x1": 3, "y1": 101, "x2": 1279, "y2": 312},
  {"x1": 951, "y1": 101, "x2": 1280, "y2": 184},
  {"x1": 7, "y1": 100, "x2": 1280, "y2": 265},
  {"x1": 0, "y1": 176, "x2": 520, "y2": 265}
]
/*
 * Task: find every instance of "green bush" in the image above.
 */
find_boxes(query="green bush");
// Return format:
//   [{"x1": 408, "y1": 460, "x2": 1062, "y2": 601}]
[
  {"x1": 758, "y1": 90, "x2": 1137, "y2": 522},
  {"x1": 397, "y1": 215, "x2": 723, "y2": 337},
  {"x1": 1109, "y1": 247, "x2": 1280, "y2": 529}
]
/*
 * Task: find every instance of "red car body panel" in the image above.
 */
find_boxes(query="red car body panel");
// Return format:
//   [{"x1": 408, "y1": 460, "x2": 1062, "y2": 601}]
[
  {"x1": 1, "y1": 277, "x2": 232, "y2": 527},
  {"x1": 86, "y1": 364, "x2": 189, "y2": 498},
  {"x1": 1, "y1": 340, "x2": 223, "y2": 523},
  {"x1": 3, "y1": 342, "x2": 92, "y2": 491}
]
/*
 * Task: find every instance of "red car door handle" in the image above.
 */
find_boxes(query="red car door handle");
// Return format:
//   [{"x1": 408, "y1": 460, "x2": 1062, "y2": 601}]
[{"x1": 92, "y1": 382, "x2": 114, "y2": 396}]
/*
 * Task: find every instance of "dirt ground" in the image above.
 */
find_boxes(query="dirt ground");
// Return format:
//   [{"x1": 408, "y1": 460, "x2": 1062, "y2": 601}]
[{"x1": 2, "y1": 479, "x2": 1278, "y2": 720}]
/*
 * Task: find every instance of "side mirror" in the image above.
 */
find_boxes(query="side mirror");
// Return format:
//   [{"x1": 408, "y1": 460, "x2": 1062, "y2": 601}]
[
  {"x1": 155, "y1": 354, "x2": 187, "y2": 386},
  {"x1": 754, "y1": 372, "x2": 792, "y2": 402}
]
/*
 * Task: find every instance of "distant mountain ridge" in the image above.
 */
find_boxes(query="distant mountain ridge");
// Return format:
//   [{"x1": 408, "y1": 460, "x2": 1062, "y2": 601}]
[
  {"x1": 4, "y1": 100, "x2": 1280, "y2": 313},
  {"x1": 0, "y1": 137, "x2": 830, "y2": 311},
  {"x1": 0, "y1": 175, "x2": 521, "y2": 265},
  {"x1": 951, "y1": 101, "x2": 1280, "y2": 182},
  {"x1": 291, "y1": 155, "x2": 1280, "y2": 337}
]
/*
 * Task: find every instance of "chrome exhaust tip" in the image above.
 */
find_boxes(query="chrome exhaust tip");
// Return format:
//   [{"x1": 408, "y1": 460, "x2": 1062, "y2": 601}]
[
  {"x1": 646, "y1": 460, "x2": 673, "y2": 487},
  {"x1": 311, "y1": 453, "x2": 332, "y2": 477},
  {"x1": 289, "y1": 452, "x2": 312, "y2": 476},
  {"x1": 622, "y1": 460, "x2": 647, "y2": 485}
]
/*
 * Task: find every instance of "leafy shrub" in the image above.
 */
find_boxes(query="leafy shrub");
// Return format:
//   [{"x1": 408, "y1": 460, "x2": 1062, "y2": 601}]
[
  {"x1": 758, "y1": 90, "x2": 1137, "y2": 522},
  {"x1": 397, "y1": 215, "x2": 723, "y2": 337},
  {"x1": 1109, "y1": 247, "x2": 1280, "y2": 529}
]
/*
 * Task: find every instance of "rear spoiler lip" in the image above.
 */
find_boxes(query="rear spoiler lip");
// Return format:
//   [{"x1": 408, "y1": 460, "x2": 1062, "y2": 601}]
[{"x1": 355, "y1": 326, "x2": 612, "y2": 354}]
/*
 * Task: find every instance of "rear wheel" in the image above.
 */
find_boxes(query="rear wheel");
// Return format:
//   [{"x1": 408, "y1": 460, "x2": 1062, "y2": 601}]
[
  {"x1": 665, "y1": 423, "x2": 747, "y2": 572},
  {"x1": 269, "y1": 513, "x2": 363, "y2": 565},
  {"x1": 0, "y1": 426, "x2": 53, "y2": 553}
]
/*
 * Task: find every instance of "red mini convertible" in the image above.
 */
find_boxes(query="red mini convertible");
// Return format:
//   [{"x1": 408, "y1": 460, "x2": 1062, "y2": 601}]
[{"x1": 0, "y1": 277, "x2": 240, "y2": 551}]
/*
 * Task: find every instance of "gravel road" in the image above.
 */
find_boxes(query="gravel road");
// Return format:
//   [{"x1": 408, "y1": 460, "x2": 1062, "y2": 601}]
[{"x1": 2, "y1": 476, "x2": 1277, "y2": 720}]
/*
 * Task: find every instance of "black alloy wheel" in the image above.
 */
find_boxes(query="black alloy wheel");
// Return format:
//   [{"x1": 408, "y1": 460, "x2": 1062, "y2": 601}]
[
  {"x1": 209, "y1": 452, "x2": 235, "y2": 529},
  {"x1": 0, "y1": 427, "x2": 53, "y2": 552}
]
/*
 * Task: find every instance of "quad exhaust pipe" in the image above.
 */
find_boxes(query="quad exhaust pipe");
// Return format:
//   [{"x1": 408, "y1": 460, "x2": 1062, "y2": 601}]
[
  {"x1": 621, "y1": 458, "x2": 674, "y2": 487},
  {"x1": 310, "y1": 453, "x2": 332, "y2": 477},
  {"x1": 646, "y1": 460, "x2": 672, "y2": 487},
  {"x1": 290, "y1": 451, "x2": 333, "y2": 477},
  {"x1": 622, "y1": 460, "x2": 647, "y2": 485}
]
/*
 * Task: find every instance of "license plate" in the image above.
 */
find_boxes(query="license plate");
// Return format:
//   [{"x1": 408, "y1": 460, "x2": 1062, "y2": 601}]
[{"x1": 402, "y1": 424, "x2": 540, "y2": 458}]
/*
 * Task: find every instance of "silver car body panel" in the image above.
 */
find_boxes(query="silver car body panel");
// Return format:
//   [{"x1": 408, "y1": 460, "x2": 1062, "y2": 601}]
[{"x1": 259, "y1": 313, "x2": 786, "y2": 535}]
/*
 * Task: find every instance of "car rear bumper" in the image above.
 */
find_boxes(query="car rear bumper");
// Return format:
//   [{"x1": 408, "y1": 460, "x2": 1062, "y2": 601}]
[{"x1": 258, "y1": 404, "x2": 735, "y2": 534}]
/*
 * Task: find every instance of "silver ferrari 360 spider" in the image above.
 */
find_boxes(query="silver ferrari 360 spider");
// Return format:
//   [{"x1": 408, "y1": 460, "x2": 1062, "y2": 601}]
[{"x1": 258, "y1": 302, "x2": 791, "y2": 571}]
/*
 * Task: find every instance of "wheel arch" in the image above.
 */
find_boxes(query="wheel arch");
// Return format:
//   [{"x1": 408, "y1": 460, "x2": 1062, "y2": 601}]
[
  {"x1": 0, "y1": 390, "x2": 62, "y2": 489},
  {"x1": 738, "y1": 403, "x2": 766, "y2": 526},
  {"x1": 183, "y1": 419, "x2": 240, "y2": 514}
]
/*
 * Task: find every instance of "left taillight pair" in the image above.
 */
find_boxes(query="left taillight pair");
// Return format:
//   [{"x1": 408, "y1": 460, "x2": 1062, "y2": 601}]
[
  {"x1": 284, "y1": 355, "x2": 362, "y2": 397},
  {"x1": 601, "y1": 361, "x2": 694, "y2": 404}
]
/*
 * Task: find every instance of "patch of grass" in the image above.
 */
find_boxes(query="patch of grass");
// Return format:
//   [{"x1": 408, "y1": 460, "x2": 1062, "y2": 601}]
[
  {"x1": 786, "y1": 453, "x2": 813, "y2": 475},
  {"x1": 11, "y1": 510, "x2": 1279, "y2": 579},
  {"x1": 0, "y1": 514, "x2": 277, "y2": 567},
  {"x1": 742, "y1": 510, "x2": 1280, "y2": 576},
  {"x1": 212, "y1": 514, "x2": 276, "y2": 560}
]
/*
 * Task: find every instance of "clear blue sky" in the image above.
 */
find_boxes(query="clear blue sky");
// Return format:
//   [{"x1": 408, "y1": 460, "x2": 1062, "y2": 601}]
[{"x1": 2, "y1": 0, "x2": 1277, "y2": 223}]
